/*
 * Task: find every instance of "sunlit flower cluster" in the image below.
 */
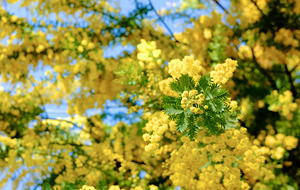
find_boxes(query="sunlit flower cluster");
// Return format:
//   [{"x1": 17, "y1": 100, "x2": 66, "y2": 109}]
[
  {"x1": 143, "y1": 112, "x2": 179, "y2": 154},
  {"x1": 166, "y1": 128, "x2": 273, "y2": 189},
  {"x1": 181, "y1": 90, "x2": 205, "y2": 114},
  {"x1": 137, "y1": 39, "x2": 162, "y2": 70},
  {"x1": 80, "y1": 185, "x2": 96, "y2": 190},
  {"x1": 210, "y1": 58, "x2": 238, "y2": 85},
  {"x1": 158, "y1": 78, "x2": 178, "y2": 97},
  {"x1": 266, "y1": 90, "x2": 298, "y2": 120},
  {"x1": 254, "y1": 126, "x2": 298, "y2": 160},
  {"x1": 275, "y1": 28, "x2": 299, "y2": 47},
  {"x1": 168, "y1": 56, "x2": 205, "y2": 82}
]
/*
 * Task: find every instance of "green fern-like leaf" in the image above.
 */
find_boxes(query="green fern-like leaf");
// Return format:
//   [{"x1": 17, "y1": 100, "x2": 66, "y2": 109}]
[
  {"x1": 162, "y1": 74, "x2": 239, "y2": 139},
  {"x1": 186, "y1": 114, "x2": 199, "y2": 139},
  {"x1": 162, "y1": 96, "x2": 177, "y2": 107},
  {"x1": 162, "y1": 96, "x2": 182, "y2": 110},
  {"x1": 209, "y1": 83, "x2": 221, "y2": 97},
  {"x1": 208, "y1": 99, "x2": 223, "y2": 112},
  {"x1": 162, "y1": 96, "x2": 176, "y2": 104},
  {"x1": 164, "y1": 107, "x2": 184, "y2": 116},
  {"x1": 215, "y1": 88, "x2": 230, "y2": 101},
  {"x1": 175, "y1": 113, "x2": 186, "y2": 132},
  {"x1": 196, "y1": 74, "x2": 211, "y2": 92},
  {"x1": 169, "y1": 74, "x2": 195, "y2": 94},
  {"x1": 202, "y1": 113, "x2": 219, "y2": 134}
]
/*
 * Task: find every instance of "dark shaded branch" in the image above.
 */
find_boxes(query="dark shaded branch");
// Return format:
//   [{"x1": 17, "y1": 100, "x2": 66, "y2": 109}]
[
  {"x1": 284, "y1": 63, "x2": 298, "y2": 99},
  {"x1": 212, "y1": 0, "x2": 229, "y2": 14},
  {"x1": 148, "y1": 0, "x2": 180, "y2": 43},
  {"x1": 251, "y1": 48, "x2": 278, "y2": 90}
]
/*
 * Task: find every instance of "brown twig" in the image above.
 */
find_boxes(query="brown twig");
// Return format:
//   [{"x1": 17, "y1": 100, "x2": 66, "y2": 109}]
[{"x1": 212, "y1": 0, "x2": 229, "y2": 14}]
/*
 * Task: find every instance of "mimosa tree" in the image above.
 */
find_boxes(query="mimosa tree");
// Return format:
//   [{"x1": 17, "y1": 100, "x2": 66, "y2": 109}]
[{"x1": 0, "y1": 0, "x2": 300, "y2": 189}]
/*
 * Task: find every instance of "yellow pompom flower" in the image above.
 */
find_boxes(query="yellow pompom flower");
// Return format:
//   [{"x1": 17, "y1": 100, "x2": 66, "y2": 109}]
[
  {"x1": 168, "y1": 56, "x2": 205, "y2": 82},
  {"x1": 109, "y1": 185, "x2": 120, "y2": 190},
  {"x1": 210, "y1": 58, "x2": 238, "y2": 85},
  {"x1": 80, "y1": 185, "x2": 96, "y2": 190},
  {"x1": 283, "y1": 136, "x2": 298, "y2": 150},
  {"x1": 10, "y1": 15, "x2": 18, "y2": 22},
  {"x1": 78, "y1": 45, "x2": 84, "y2": 53}
]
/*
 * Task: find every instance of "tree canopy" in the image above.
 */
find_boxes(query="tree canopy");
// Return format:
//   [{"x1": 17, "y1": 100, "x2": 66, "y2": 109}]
[{"x1": 0, "y1": 0, "x2": 300, "y2": 189}]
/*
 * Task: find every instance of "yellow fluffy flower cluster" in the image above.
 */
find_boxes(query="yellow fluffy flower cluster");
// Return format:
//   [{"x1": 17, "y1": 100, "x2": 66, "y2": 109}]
[
  {"x1": 238, "y1": 45, "x2": 252, "y2": 60},
  {"x1": 278, "y1": 90, "x2": 298, "y2": 117},
  {"x1": 267, "y1": 90, "x2": 297, "y2": 120},
  {"x1": 143, "y1": 112, "x2": 179, "y2": 154},
  {"x1": 254, "y1": 127, "x2": 298, "y2": 160},
  {"x1": 80, "y1": 185, "x2": 96, "y2": 190},
  {"x1": 274, "y1": 28, "x2": 299, "y2": 47},
  {"x1": 108, "y1": 185, "x2": 122, "y2": 190},
  {"x1": 210, "y1": 58, "x2": 238, "y2": 85},
  {"x1": 238, "y1": 0, "x2": 266, "y2": 25},
  {"x1": 158, "y1": 78, "x2": 178, "y2": 97},
  {"x1": 168, "y1": 56, "x2": 205, "y2": 82},
  {"x1": 166, "y1": 128, "x2": 273, "y2": 189},
  {"x1": 181, "y1": 90, "x2": 205, "y2": 113},
  {"x1": 137, "y1": 39, "x2": 162, "y2": 70},
  {"x1": 107, "y1": 185, "x2": 158, "y2": 190}
]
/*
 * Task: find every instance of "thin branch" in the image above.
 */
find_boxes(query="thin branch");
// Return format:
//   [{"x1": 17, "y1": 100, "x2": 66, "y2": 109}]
[
  {"x1": 251, "y1": 48, "x2": 278, "y2": 90},
  {"x1": 148, "y1": 0, "x2": 180, "y2": 43},
  {"x1": 212, "y1": 0, "x2": 229, "y2": 14},
  {"x1": 290, "y1": 62, "x2": 300, "y2": 73},
  {"x1": 249, "y1": 0, "x2": 277, "y2": 35},
  {"x1": 250, "y1": 0, "x2": 264, "y2": 15},
  {"x1": 284, "y1": 63, "x2": 298, "y2": 99}
]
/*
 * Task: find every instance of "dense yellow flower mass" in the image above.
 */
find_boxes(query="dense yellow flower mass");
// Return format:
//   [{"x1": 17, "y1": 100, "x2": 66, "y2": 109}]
[
  {"x1": 266, "y1": 90, "x2": 298, "y2": 120},
  {"x1": 158, "y1": 78, "x2": 178, "y2": 97},
  {"x1": 168, "y1": 56, "x2": 205, "y2": 81},
  {"x1": 165, "y1": 128, "x2": 274, "y2": 190},
  {"x1": 254, "y1": 126, "x2": 298, "y2": 160},
  {"x1": 181, "y1": 90, "x2": 205, "y2": 113},
  {"x1": 0, "y1": 0, "x2": 300, "y2": 189},
  {"x1": 80, "y1": 185, "x2": 96, "y2": 190},
  {"x1": 143, "y1": 112, "x2": 179, "y2": 154},
  {"x1": 210, "y1": 58, "x2": 238, "y2": 85}
]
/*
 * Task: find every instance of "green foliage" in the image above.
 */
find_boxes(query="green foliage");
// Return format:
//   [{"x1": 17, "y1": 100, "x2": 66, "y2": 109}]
[
  {"x1": 162, "y1": 74, "x2": 239, "y2": 139},
  {"x1": 42, "y1": 183, "x2": 52, "y2": 190},
  {"x1": 115, "y1": 61, "x2": 141, "y2": 86},
  {"x1": 169, "y1": 74, "x2": 196, "y2": 94},
  {"x1": 207, "y1": 25, "x2": 227, "y2": 63},
  {"x1": 0, "y1": 96, "x2": 44, "y2": 138},
  {"x1": 97, "y1": 180, "x2": 108, "y2": 190},
  {"x1": 60, "y1": 180, "x2": 87, "y2": 190},
  {"x1": 276, "y1": 109, "x2": 300, "y2": 136}
]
